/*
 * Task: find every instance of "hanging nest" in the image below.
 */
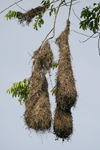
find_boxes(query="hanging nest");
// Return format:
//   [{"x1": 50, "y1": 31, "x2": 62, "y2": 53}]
[
  {"x1": 55, "y1": 20, "x2": 77, "y2": 111},
  {"x1": 24, "y1": 78, "x2": 52, "y2": 131},
  {"x1": 24, "y1": 40, "x2": 53, "y2": 131},
  {"x1": 53, "y1": 107, "x2": 73, "y2": 139},
  {"x1": 33, "y1": 40, "x2": 53, "y2": 71},
  {"x1": 17, "y1": 6, "x2": 47, "y2": 25}
]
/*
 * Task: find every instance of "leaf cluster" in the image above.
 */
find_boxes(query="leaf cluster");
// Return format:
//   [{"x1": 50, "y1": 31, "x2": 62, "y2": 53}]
[
  {"x1": 33, "y1": 12, "x2": 44, "y2": 30},
  {"x1": 5, "y1": 10, "x2": 19, "y2": 21},
  {"x1": 49, "y1": 4, "x2": 56, "y2": 16},
  {"x1": 34, "y1": 0, "x2": 56, "y2": 30},
  {"x1": 6, "y1": 78, "x2": 30, "y2": 105},
  {"x1": 80, "y1": 2, "x2": 100, "y2": 33}
]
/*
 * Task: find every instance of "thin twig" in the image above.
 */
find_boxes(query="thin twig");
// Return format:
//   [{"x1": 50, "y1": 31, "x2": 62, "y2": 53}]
[
  {"x1": 68, "y1": 0, "x2": 73, "y2": 20},
  {"x1": 40, "y1": 28, "x2": 53, "y2": 49},
  {"x1": 66, "y1": 1, "x2": 80, "y2": 6},
  {"x1": 79, "y1": 33, "x2": 96, "y2": 43},
  {"x1": 72, "y1": 8, "x2": 81, "y2": 21},
  {"x1": 47, "y1": 0, "x2": 78, "y2": 10},
  {"x1": 39, "y1": 0, "x2": 65, "y2": 49},
  {"x1": 48, "y1": 0, "x2": 65, "y2": 40},
  {"x1": 72, "y1": 30, "x2": 99, "y2": 38},
  {"x1": 42, "y1": 0, "x2": 60, "y2": 9},
  {"x1": 0, "y1": 0, "x2": 23, "y2": 14},
  {"x1": 16, "y1": 3, "x2": 27, "y2": 12}
]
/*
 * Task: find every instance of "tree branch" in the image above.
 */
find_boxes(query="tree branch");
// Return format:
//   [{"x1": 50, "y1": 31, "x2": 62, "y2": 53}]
[
  {"x1": 64, "y1": 1, "x2": 80, "y2": 6},
  {"x1": 72, "y1": 30, "x2": 99, "y2": 38},
  {"x1": 48, "y1": 0, "x2": 65, "y2": 40},
  {"x1": 16, "y1": 3, "x2": 26, "y2": 12},
  {"x1": 68, "y1": 0, "x2": 73, "y2": 20},
  {"x1": 0, "y1": 0, "x2": 23, "y2": 14},
  {"x1": 80, "y1": 33, "x2": 99, "y2": 43},
  {"x1": 72, "y1": 8, "x2": 81, "y2": 21}
]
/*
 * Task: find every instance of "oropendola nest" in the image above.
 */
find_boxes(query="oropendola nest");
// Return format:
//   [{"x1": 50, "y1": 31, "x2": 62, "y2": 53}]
[
  {"x1": 24, "y1": 40, "x2": 53, "y2": 131},
  {"x1": 33, "y1": 40, "x2": 53, "y2": 71},
  {"x1": 17, "y1": 6, "x2": 47, "y2": 25},
  {"x1": 24, "y1": 77, "x2": 52, "y2": 131},
  {"x1": 55, "y1": 20, "x2": 77, "y2": 111},
  {"x1": 53, "y1": 107, "x2": 73, "y2": 140}
]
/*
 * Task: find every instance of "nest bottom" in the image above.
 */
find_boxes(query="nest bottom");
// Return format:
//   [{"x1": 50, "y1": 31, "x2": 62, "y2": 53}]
[
  {"x1": 53, "y1": 107, "x2": 73, "y2": 139},
  {"x1": 24, "y1": 93, "x2": 52, "y2": 131}
]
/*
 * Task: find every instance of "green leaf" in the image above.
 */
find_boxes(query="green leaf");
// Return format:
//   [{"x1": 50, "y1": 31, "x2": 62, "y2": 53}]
[
  {"x1": 41, "y1": 19, "x2": 44, "y2": 24},
  {"x1": 51, "y1": 9, "x2": 53, "y2": 13},
  {"x1": 49, "y1": 12, "x2": 51, "y2": 16},
  {"x1": 41, "y1": 0, "x2": 44, "y2": 4},
  {"x1": 93, "y1": 3, "x2": 96, "y2": 6},
  {"x1": 38, "y1": 22, "x2": 41, "y2": 27}
]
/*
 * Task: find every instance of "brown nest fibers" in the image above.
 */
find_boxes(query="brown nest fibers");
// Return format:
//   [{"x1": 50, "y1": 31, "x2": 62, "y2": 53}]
[
  {"x1": 55, "y1": 20, "x2": 77, "y2": 111},
  {"x1": 24, "y1": 40, "x2": 53, "y2": 131},
  {"x1": 54, "y1": 107, "x2": 73, "y2": 139},
  {"x1": 17, "y1": 6, "x2": 47, "y2": 25}
]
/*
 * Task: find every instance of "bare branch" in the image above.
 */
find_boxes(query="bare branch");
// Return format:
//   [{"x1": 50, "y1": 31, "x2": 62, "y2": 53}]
[
  {"x1": 40, "y1": 29, "x2": 53, "y2": 50},
  {"x1": 16, "y1": 3, "x2": 26, "y2": 12},
  {"x1": 42, "y1": 0, "x2": 60, "y2": 9},
  {"x1": 0, "y1": 0, "x2": 23, "y2": 14},
  {"x1": 47, "y1": 0, "x2": 77, "y2": 10},
  {"x1": 72, "y1": 30, "x2": 99, "y2": 38},
  {"x1": 80, "y1": 33, "x2": 99, "y2": 43},
  {"x1": 72, "y1": 8, "x2": 81, "y2": 21},
  {"x1": 40, "y1": 0, "x2": 76, "y2": 47},
  {"x1": 48, "y1": 0, "x2": 65, "y2": 40},
  {"x1": 64, "y1": 1, "x2": 80, "y2": 6},
  {"x1": 68, "y1": 0, "x2": 73, "y2": 20}
]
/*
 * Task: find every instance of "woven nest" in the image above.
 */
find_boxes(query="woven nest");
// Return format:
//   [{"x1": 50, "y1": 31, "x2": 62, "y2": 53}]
[
  {"x1": 17, "y1": 6, "x2": 47, "y2": 25},
  {"x1": 24, "y1": 73, "x2": 52, "y2": 131},
  {"x1": 24, "y1": 40, "x2": 53, "y2": 131},
  {"x1": 33, "y1": 40, "x2": 53, "y2": 71},
  {"x1": 55, "y1": 20, "x2": 77, "y2": 110},
  {"x1": 53, "y1": 107, "x2": 73, "y2": 139},
  {"x1": 24, "y1": 92, "x2": 52, "y2": 131}
]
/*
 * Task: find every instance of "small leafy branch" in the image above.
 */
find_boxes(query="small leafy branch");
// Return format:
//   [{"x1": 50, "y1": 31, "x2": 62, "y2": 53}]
[
  {"x1": 80, "y1": 2, "x2": 100, "y2": 33},
  {"x1": 6, "y1": 78, "x2": 30, "y2": 105},
  {"x1": 33, "y1": 12, "x2": 44, "y2": 30},
  {"x1": 52, "y1": 61, "x2": 59, "y2": 70},
  {"x1": 50, "y1": 86, "x2": 57, "y2": 95},
  {"x1": 5, "y1": 10, "x2": 19, "y2": 20},
  {"x1": 5, "y1": 0, "x2": 57, "y2": 30}
]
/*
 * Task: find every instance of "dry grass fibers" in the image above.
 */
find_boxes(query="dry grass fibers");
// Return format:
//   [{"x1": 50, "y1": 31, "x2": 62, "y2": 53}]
[
  {"x1": 17, "y1": 6, "x2": 47, "y2": 25},
  {"x1": 54, "y1": 107, "x2": 73, "y2": 139},
  {"x1": 24, "y1": 40, "x2": 53, "y2": 131},
  {"x1": 55, "y1": 20, "x2": 77, "y2": 111}
]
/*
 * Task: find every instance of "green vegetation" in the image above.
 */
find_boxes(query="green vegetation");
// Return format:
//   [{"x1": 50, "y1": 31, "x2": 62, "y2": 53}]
[
  {"x1": 80, "y1": 2, "x2": 100, "y2": 33},
  {"x1": 6, "y1": 78, "x2": 30, "y2": 105}
]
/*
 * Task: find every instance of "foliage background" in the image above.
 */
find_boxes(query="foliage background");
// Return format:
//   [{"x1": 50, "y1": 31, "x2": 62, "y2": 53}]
[{"x1": 0, "y1": 0, "x2": 100, "y2": 149}]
